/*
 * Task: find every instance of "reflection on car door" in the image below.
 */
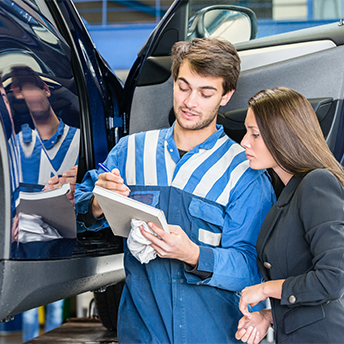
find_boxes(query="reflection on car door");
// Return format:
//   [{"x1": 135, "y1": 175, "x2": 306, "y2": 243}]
[{"x1": 0, "y1": 0, "x2": 80, "y2": 260}]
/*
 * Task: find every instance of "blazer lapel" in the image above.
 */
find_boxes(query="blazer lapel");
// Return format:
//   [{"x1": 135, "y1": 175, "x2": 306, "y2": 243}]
[{"x1": 257, "y1": 175, "x2": 304, "y2": 261}]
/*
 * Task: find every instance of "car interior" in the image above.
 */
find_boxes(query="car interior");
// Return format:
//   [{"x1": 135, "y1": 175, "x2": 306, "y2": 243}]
[{"x1": 128, "y1": 21, "x2": 344, "y2": 163}]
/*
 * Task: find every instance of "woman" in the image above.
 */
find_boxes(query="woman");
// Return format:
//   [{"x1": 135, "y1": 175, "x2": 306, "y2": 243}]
[{"x1": 236, "y1": 87, "x2": 344, "y2": 344}]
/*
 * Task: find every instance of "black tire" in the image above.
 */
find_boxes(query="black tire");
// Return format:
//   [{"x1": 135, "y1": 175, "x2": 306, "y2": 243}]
[{"x1": 93, "y1": 280, "x2": 125, "y2": 332}]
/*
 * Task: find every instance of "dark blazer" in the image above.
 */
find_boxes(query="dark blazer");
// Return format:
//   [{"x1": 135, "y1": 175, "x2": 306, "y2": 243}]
[{"x1": 257, "y1": 169, "x2": 344, "y2": 343}]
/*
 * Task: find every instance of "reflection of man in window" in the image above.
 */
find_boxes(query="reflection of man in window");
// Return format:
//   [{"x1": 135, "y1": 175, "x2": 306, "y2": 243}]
[
  {"x1": 11, "y1": 66, "x2": 79, "y2": 192},
  {"x1": 10, "y1": 66, "x2": 79, "y2": 341}
]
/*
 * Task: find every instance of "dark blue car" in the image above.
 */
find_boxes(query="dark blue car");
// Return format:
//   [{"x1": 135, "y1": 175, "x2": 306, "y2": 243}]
[{"x1": 0, "y1": 0, "x2": 343, "y2": 334}]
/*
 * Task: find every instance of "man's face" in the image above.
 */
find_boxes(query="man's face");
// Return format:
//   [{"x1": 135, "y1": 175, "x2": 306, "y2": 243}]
[
  {"x1": 173, "y1": 60, "x2": 233, "y2": 132},
  {"x1": 18, "y1": 83, "x2": 51, "y2": 120}
]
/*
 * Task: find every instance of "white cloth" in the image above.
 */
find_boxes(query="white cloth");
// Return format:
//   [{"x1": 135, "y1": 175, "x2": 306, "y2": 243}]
[
  {"x1": 127, "y1": 219, "x2": 157, "y2": 264},
  {"x1": 18, "y1": 213, "x2": 63, "y2": 243}
]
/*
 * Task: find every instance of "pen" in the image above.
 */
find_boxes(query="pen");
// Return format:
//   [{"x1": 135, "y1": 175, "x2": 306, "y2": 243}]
[
  {"x1": 98, "y1": 162, "x2": 131, "y2": 193},
  {"x1": 98, "y1": 162, "x2": 111, "y2": 173}
]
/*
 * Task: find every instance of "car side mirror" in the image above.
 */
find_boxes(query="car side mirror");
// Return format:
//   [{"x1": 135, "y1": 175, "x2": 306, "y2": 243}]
[{"x1": 188, "y1": 5, "x2": 257, "y2": 43}]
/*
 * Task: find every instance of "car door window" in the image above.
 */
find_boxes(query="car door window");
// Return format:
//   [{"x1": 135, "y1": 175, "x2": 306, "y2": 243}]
[{"x1": 0, "y1": 0, "x2": 80, "y2": 260}]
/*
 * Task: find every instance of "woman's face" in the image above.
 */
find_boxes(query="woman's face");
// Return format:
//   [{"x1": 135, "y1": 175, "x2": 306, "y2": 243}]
[{"x1": 241, "y1": 108, "x2": 278, "y2": 171}]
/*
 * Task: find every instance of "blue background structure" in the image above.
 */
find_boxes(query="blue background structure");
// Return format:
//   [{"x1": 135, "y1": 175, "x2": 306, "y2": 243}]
[{"x1": 87, "y1": 19, "x2": 337, "y2": 71}]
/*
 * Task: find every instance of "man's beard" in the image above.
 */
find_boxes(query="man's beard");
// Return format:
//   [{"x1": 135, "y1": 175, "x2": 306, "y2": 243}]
[
  {"x1": 175, "y1": 107, "x2": 218, "y2": 131},
  {"x1": 30, "y1": 109, "x2": 51, "y2": 121}
]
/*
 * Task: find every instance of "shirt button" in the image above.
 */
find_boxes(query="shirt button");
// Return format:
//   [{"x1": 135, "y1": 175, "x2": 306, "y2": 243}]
[
  {"x1": 170, "y1": 148, "x2": 173, "y2": 152},
  {"x1": 288, "y1": 295, "x2": 296, "y2": 304},
  {"x1": 264, "y1": 262, "x2": 272, "y2": 269}
]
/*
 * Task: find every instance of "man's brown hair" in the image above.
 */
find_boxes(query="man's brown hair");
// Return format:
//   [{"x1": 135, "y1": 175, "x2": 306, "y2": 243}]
[
  {"x1": 11, "y1": 66, "x2": 45, "y2": 90},
  {"x1": 171, "y1": 38, "x2": 240, "y2": 95}
]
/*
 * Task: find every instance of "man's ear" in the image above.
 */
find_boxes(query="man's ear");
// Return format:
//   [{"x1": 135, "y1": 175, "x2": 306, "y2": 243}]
[
  {"x1": 11, "y1": 86, "x2": 24, "y2": 100},
  {"x1": 43, "y1": 82, "x2": 51, "y2": 97},
  {"x1": 220, "y1": 89, "x2": 235, "y2": 107}
]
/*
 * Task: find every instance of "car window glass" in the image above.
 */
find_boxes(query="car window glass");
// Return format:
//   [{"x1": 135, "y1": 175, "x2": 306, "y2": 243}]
[
  {"x1": 62, "y1": 0, "x2": 342, "y2": 73},
  {"x1": 188, "y1": 0, "x2": 340, "y2": 40},
  {"x1": 0, "y1": 0, "x2": 80, "y2": 260}
]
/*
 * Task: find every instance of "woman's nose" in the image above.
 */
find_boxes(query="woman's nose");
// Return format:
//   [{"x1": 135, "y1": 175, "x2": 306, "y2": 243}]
[{"x1": 241, "y1": 133, "x2": 249, "y2": 148}]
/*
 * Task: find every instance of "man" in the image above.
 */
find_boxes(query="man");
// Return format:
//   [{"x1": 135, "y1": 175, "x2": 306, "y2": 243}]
[
  {"x1": 75, "y1": 38, "x2": 275, "y2": 343},
  {"x1": 10, "y1": 66, "x2": 79, "y2": 341},
  {"x1": 11, "y1": 66, "x2": 79, "y2": 194}
]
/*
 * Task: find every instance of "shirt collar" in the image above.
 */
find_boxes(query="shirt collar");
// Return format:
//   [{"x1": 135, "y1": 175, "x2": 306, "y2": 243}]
[
  {"x1": 43, "y1": 118, "x2": 64, "y2": 149},
  {"x1": 276, "y1": 174, "x2": 302, "y2": 207},
  {"x1": 165, "y1": 122, "x2": 225, "y2": 153},
  {"x1": 21, "y1": 118, "x2": 64, "y2": 148},
  {"x1": 21, "y1": 123, "x2": 33, "y2": 143}
]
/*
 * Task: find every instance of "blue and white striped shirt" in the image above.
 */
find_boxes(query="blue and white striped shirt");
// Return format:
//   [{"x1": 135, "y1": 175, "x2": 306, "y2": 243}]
[
  {"x1": 17, "y1": 119, "x2": 79, "y2": 191},
  {"x1": 76, "y1": 123, "x2": 275, "y2": 343}
]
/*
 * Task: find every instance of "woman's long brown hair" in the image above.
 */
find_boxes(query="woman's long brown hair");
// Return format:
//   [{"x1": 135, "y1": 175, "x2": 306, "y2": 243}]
[{"x1": 248, "y1": 87, "x2": 344, "y2": 186}]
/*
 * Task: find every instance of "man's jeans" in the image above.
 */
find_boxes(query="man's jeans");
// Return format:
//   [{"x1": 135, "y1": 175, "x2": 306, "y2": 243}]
[{"x1": 22, "y1": 299, "x2": 64, "y2": 342}]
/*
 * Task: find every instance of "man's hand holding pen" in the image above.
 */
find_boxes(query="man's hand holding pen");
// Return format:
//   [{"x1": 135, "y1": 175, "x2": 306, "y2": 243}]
[
  {"x1": 44, "y1": 165, "x2": 78, "y2": 206},
  {"x1": 92, "y1": 163, "x2": 131, "y2": 218}
]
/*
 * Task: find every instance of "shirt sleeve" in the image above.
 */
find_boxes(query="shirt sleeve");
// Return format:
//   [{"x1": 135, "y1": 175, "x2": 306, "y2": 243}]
[
  {"x1": 184, "y1": 170, "x2": 275, "y2": 292},
  {"x1": 184, "y1": 254, "x2": 214, "y2": 279},
  {"x1": 281, "y1": 169, "x2": 344, "y2": 307},
  {"x1": 75, "y1": 138, "x2": 128, "y2": 232},
  {"x1": 75, "y1": 168, "x2": 108, "y2": 232}
]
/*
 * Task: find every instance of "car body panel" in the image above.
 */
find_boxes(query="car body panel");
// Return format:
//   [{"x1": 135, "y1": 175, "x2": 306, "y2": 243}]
[{"x1": 0, "y1": 254, "x2": 125, "y2": 320}]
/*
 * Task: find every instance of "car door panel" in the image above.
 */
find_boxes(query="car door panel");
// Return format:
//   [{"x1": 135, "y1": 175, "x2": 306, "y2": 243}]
[
  {"x1": 129, "y1": 77, "x2": 174, "y2": 134},
  {"x1": 239, "y1": 40, "x2": 336, "y2": 72},
  {"x1": 218, "y1": 98, "x2": 338, "y2": 144},
  {"x1": 0, "y1": 0, "x2": 82, "y2": 260},
  {"x1": 225, "y1": 44, "x2": 344, "y2": 151},
  {"x1": 0, "y1": 254, "x2": 125, "y2": 321}
]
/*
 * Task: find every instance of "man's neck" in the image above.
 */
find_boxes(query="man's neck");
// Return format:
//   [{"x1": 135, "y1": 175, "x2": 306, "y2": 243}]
[
  {"x1": 173, "y1": 122, "x2": 217, "y2": 152},
  {"x1": 32, "y1": 111, "x2": 60, "y2": 140}
]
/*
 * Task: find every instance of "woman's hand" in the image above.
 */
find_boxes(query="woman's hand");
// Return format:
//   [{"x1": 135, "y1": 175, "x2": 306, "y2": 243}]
[
  {"x1": 239, "y1": 280, "x2": 284, "y2": 317},
  {"x1": 239, "y1": 283, "x2": 268, "y2": 317},
  {"x1": 235, "y1": 310, "x2": 272, "y2": 344}
]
